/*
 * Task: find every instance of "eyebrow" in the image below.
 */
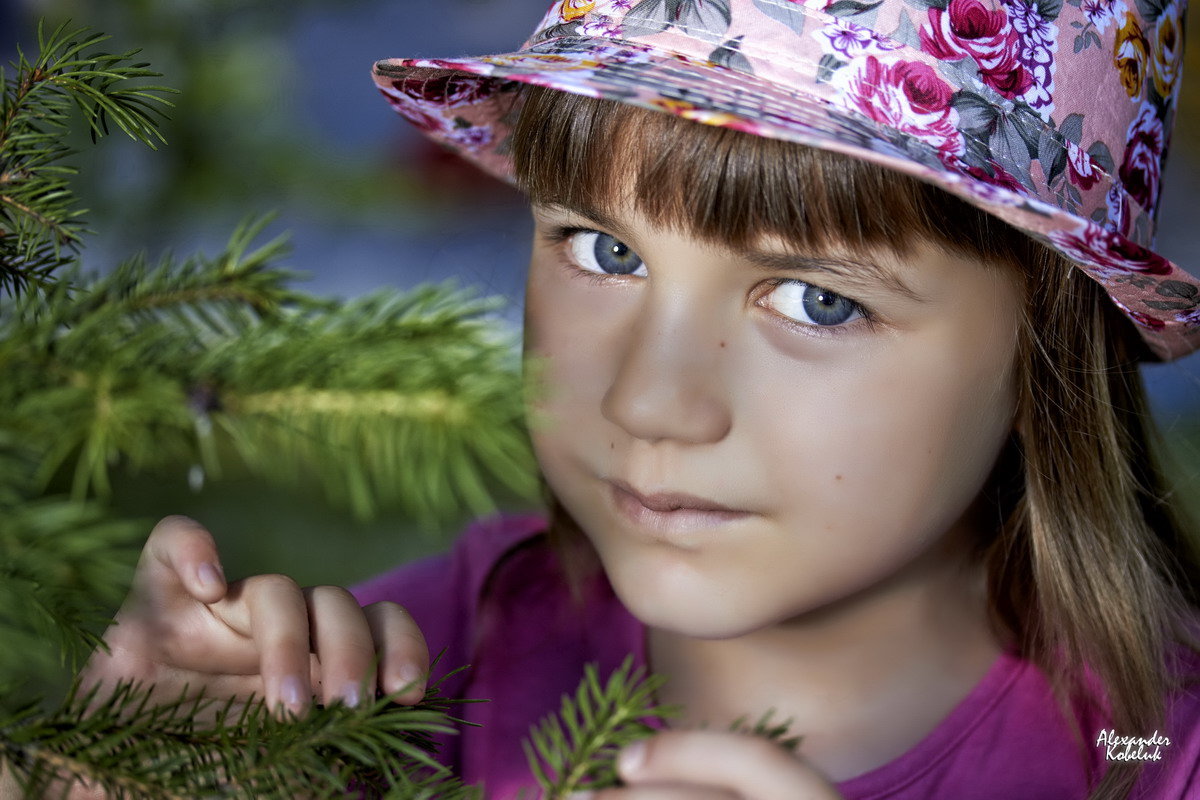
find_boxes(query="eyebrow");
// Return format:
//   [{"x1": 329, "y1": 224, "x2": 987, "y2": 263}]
[
  {"x1": 740, "y1": 251, "x2": 923, "y2": 302},
  {"x1": 538, "y1": 200, "x2": 923, "y2": 302},
  {"x1": 539, "y1": 200, "x2": 624, "y2": 236}
]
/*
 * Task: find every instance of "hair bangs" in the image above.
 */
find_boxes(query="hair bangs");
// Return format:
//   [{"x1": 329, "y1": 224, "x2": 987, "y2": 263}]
[{"x1": 510, "y1": 84, "x2": 1031, "y2": 267}]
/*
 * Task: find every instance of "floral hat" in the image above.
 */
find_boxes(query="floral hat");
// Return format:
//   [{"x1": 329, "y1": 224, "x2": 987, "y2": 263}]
[{"x1": 373, "y1": 0, "x2": 1197, "y2": 359}]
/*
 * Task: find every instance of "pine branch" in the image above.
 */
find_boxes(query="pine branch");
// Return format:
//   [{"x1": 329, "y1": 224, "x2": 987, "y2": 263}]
[
  {"x1": 207, "y1": 285, "x2": 537, "y2": 525},
  {"x1": 10, "y1": 215, "x2": 302, "y2": 340},
  {"x1": 66, "y1": 216, "x2": 302, "y2": 325},
  {"x1": 1, "y1": 667, "x2": 484, "y2": 800},
  {"x1": 523, "y1": 663, "x2": 806, "y2": 799},
  {"x1": 0, "y1": 218, "x2": 303, "y2": 501},
  {"x1": 729, "y1": 709, "x2": 803, "y2": 754},
  {"x1": 522, "y1": 657, "x2": 680, "y2": 798},
  {"x1": 0, "y1": 495, "x2": 142, "y2": 709},
  {"x1": 0, "y1": 18, "x2": 540, "y2": 799},
  {"x1": 1, "y1": 228, "x2": 537, "y2": 523},
  {"x1": 0, "y1": 20, "x2": 175, "y2": 297}
]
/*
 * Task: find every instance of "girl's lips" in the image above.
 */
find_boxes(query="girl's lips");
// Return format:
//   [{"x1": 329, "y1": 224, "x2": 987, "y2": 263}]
[
  {"x1": 609, "y1": 478, "x2": 740, "y2": 512},
  {"x1": 607, "y1": 479, "x2": 753, "y2": 534}
]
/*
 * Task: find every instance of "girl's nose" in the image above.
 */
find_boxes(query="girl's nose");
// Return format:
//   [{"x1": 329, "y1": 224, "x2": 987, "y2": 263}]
[{"x1": 600, "y1": 299, "x2": 733, "y2": 445}]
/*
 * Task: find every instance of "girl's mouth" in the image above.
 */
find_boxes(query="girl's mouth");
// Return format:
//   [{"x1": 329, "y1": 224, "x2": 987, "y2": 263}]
[{"x1": 607, "y1": 479, "x2": 753, "y2": 534}]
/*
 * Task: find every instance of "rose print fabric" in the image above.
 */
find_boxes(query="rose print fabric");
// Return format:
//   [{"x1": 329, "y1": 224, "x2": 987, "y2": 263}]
[{"x1": 372, "y1": 0, "x2": 1199, "y2": 359}]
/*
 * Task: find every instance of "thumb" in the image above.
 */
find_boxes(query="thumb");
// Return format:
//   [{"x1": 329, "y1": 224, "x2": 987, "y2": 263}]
[
  {"x1": 618, "y1": 730, "x2": 844, "y2": 800},
  {"x1": 136, "y1": 515, "x2": 227, "y2": 605}
]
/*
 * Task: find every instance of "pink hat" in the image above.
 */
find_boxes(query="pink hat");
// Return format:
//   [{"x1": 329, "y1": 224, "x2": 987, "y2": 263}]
[{"x1": 373, "y1": 0, "x2": 1197, "y2": 359}]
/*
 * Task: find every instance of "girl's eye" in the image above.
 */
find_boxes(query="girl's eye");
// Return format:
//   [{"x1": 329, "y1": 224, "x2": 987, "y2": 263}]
[
  {"x1": 760, "y1": 281, "x2": 864, "y2": 327},
  {"x1": 569, "y1": 231, "x2": 647, "y2": 277}
]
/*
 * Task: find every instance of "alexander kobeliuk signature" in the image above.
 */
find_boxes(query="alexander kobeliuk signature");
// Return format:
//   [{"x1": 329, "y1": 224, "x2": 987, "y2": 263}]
[{"x1": 1095, "y1": 729, "x2": 1172, "y2": 762}]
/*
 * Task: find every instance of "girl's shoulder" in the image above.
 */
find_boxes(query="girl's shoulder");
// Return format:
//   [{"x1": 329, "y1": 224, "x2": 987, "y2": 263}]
[
  {"x1": 350, "y1": 512, "x2": 629, "y2": 679},
  {"x1": 351, "y1": 512, "x2": 549, "y2": 607},
  {"x1": 349, "y1": 513, "x2": 553, "y2": 663}
]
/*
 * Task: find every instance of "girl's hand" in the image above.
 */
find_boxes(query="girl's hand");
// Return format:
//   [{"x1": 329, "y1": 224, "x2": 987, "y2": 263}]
[
  {"x1": 583, "y1": 730, "x2": 845, "y2": 800},
  {"x1": 79, "y1": 515, "x2": 428, "y2": 717}
]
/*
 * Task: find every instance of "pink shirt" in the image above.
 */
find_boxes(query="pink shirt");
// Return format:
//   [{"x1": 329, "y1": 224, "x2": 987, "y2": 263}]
[{"x1": 351, "y1": 514, "x2": 1200, "y2": 799}]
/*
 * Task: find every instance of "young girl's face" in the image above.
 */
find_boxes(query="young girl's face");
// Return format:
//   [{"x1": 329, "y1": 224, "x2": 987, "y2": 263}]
[{"x1": 523, "y1": 195, "x2": 1024, "y2": 639}]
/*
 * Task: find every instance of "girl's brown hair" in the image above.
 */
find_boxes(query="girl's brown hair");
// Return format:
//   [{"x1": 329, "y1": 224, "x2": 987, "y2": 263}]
[{"x1": 510, "y1": 84, "x2": 1200, "y2": 800}]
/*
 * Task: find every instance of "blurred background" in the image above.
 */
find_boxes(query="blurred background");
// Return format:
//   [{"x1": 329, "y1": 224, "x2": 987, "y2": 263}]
[{"x1": 2, "y1": 0, "x2": 1198, "y2": 587}]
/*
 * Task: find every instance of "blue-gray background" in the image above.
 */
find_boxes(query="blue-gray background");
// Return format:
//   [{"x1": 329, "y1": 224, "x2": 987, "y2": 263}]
[{"x1": 3, "y1": 0, "x2": 1198, "y2": 584}]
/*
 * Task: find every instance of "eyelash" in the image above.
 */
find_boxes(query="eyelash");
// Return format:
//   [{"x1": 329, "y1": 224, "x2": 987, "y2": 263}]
[
  {"x1": 540, "y1": 225, "x2": 878, "y2": 335},
  {"x1": 543, "y1": 226, "x2": 621, "y2": 286},
  {"x1": 757, "y1": 278, "x2": 877, "y2": 338}
]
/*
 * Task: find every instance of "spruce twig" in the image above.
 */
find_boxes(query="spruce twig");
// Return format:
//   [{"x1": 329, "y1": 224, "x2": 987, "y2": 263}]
[
  {"x1": 0, "y1": 20, "x2": 537, "y2": 753},
  {"x1": 0, "y1": 20, "x2": 174, "y2": 297},
  {"x1": 522, "y1": 657, "x2": 680, "y2": 798},
  {"x1": 729, "y1": 709, "x2": 803, "y2": 754},
  {"x1": 2, "y1": 667, "x2": 485, "y2": 799},
  {"x1": 0, "y1": 219, "x2": 536, "y2": 520},
  {"x1": 523, "y1": 666, "x2": 805, "y2": 799},
  {"x1": 0, "y1": 496, "x2": 141, "y2": 704}
]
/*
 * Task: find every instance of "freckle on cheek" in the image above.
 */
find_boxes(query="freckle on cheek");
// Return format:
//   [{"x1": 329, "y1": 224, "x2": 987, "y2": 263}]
[
  {"x1": 835, "y1": 474, "x2": 843, "y2": 481},
  {"x1": 719, "y1": 341, "x2": 726, "y2": 348}
]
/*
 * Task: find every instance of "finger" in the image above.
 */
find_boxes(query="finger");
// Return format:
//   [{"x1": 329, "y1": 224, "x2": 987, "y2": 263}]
[
  {"x1": 140, "y1": 515, "x2": 226, "y2": 605},
  {"x1": 363, "y1": 602, "x2": 429, "y2": 704},
  {"x1": 618, "y1": 731, "x2": 843, "y2": 800},
  {"x1": 304, "y1": 586, "x2": 376, "y2": 708},
  {"x1": 241, "y1": 573, "x2": 313, "y2": 717}
]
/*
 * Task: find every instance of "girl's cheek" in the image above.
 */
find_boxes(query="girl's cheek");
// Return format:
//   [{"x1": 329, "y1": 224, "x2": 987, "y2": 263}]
[
  {"x1": 752, "y1": 311, "x2": 898, "y2": 369},
  {"x1": 523, "y1": 259, "x2": 628, "y2": 417}
]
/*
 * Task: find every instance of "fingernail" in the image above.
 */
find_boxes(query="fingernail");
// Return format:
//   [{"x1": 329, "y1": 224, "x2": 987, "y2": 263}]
[
  {"x1": 618, "y1": 740, "x2": 646, "y2": 776},
  {"x1": 280, "y1": 675, "x2": 305, "y2": 712},
  {"x1": 397, "y1": 663, "x2": 423, "y2": 693},
  {"x1": 196, "y1": 562, "x2": 223, "y2": 590},
  {"x1": 341, "y1": 682, "x2": 361, "y2": 709}
]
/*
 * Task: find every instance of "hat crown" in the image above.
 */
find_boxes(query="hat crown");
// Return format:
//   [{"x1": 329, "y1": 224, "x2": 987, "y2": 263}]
[{"x1": 523, "y1": 0, "x2": 1186, "y2": 248}]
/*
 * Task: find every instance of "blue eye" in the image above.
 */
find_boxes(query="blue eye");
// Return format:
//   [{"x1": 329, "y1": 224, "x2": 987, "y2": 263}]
[
  {"x1": 763, "y1": 282, "x2": 863, "y2": 327},
  {"x1": 569, "y1": 231, "x2": 647, "y2": 277}
]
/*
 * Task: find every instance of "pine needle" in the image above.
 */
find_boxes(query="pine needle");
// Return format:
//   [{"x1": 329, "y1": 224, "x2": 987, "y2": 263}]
[
  {"x1": 1, "y1": 667, "x2": 485, "y2": 799},
  {"x1": 0, "y1": 220, "x2": 537, "y2": 521},
  {"x1": 0, "y1": 20, "x2": 175, "y2": 297},
  {"x1": 522, "y1": 657, "x2": 680, "y2": 798},
  {"x1": 729, "y1": 709, "x2": 804, "y2": 754}
]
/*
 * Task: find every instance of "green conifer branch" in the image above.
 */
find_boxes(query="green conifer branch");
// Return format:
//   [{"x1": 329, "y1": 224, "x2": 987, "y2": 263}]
[
  {"x1": 205, "y1": 284, "x2": 536, "y2": 524},
  {"x1": 0, "y1": 497, "x2": 141, "y2": 705},
  {"x1": 522, "y1": 657, "x2": 680, "y2": 798},
  {"x1": 2, "y1": 668, "x2": 484, "y2": 799},
  {"x1": 729, "y1": 709, "x2": 803, "y2": 754},
  {"x1": 522, "y1": 663, "x2": 806, "y2": 799},
  {"x1": 1, "y1": 219, "x2": 537, "y2": 520},
  {"x1": 0, "y1": 20, "x2": 174, "y2": 297}
]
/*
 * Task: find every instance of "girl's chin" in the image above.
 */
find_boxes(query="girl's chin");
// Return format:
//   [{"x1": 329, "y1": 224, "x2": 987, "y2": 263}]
[
  {"x1": 603, "y1": 563, "x2": 778, "y2": 640},
  {"x1": 631, "y1": 604, "x2": 773, "y2": 641}
]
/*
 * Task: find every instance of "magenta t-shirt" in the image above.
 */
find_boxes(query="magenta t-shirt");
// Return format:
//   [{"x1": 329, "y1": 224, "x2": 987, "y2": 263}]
[{"x1": 351, "y1": 515, "x2": 1200, "y2": 799}]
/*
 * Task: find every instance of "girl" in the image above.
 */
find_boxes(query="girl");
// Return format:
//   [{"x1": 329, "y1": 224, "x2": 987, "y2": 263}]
[{"x1": 80, "y1": 0, "x2": 1200, "y2": 798}]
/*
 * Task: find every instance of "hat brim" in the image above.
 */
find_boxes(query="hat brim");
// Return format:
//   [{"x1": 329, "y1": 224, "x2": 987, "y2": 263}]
[{"x1": 374, "y1": 39, "x2": 1200, "y2": 360}]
